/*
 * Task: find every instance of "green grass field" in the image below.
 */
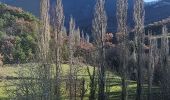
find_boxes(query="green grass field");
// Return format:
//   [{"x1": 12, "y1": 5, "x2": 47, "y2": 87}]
[{"x1": 0, "y1": 64, "x2": 160, "y2": 100}]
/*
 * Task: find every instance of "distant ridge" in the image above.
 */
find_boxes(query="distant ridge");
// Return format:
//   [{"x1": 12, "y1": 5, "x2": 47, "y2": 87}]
[{"x1": 0, "y1": 0, "x2": 170, "y2": 33}]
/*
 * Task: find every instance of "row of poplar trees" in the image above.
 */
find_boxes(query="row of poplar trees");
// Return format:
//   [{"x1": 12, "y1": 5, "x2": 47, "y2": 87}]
[{"x1": 34, "y1": 0, "x2": 155, "y2": 100}]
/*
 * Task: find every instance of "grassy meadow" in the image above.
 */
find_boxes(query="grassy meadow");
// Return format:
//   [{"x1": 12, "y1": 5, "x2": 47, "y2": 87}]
[{"x1": 0, "y1": 64, "x2": 160, "y2": 100}]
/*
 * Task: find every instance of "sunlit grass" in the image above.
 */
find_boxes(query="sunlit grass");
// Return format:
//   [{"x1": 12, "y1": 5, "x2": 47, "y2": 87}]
[
  {"x1": 0, "y1": 64, "x2": 159, "y2": 99},
  {"x1": 0, "y1": 64, "x2": 98, "y2": 99},
  {"x1": 0, "y1": 80, "x2": 8, "y2": 99}
]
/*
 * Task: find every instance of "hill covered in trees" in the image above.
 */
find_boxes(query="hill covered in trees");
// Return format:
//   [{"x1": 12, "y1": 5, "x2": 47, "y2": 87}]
[{"x1": 0, "y1": 4, "x2": 38, "y2": 64}]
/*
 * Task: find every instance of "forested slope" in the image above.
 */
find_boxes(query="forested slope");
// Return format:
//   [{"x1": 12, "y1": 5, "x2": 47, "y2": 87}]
[{"x1": 0, "y1": 4, "x2": 38, "y2": 64}]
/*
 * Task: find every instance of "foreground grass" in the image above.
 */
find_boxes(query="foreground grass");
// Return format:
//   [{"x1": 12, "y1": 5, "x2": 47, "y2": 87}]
[
  {"x1": 0, "y1": 64, "x2": 160, "y2": 100},
  {"x1": 0, "y1": 64, "x2": 97, "y2": 99}
]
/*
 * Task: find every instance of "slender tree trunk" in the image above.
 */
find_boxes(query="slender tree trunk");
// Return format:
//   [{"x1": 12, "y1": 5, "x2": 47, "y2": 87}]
[
  {"x1": 133, "y1": 0, "x2": 145, "y2": 99},
  {"x1": 135, "y1": 39, "x2": 144, "y2": 100},
  {"x1": 39, "y1": 0, "x2": 50, "y2": 63},
  {"x1": 160, "y1": 25, "x2": 170, "y2": 100},
  {"x1": 116, "y1": 0, "x2": 128, "y2": 99},
  {"x1": 147, "y1": 34, "x2": 157, "y2": 100},
  {"x1": 92, "y1": 0, "x2": 107, "y2": 99},
  {"x1": 68, "y1": 17, "x2": 76, "y2": 100},
  {"x1": 99, "y1": 32, "x2": 106, "y2": 100},
  {"x1": 53, "y1": 0, "x2": 65, "y2": 98},
  {"x1": 39, "y1": 0, "x2": 51, "y2": 99}
]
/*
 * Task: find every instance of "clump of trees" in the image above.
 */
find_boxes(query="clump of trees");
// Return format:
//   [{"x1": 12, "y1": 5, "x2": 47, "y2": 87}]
[{"x1": 0, "y1": 4, "x2": 38, "y2": 64}]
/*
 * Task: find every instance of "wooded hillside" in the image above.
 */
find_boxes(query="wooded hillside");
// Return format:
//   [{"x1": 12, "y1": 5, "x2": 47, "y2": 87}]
[{"x1": 0, "y1": 4, "x2": 38, "y2": 64}]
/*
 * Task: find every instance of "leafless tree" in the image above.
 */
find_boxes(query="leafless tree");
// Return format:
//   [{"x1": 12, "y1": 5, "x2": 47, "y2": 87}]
[
  {"x1": 53, "y1": 0, "x2": 65, "y2": 98},
  {"x1": 66, "y1": 17, "x2": 82, "y2": 99},
  {"x1": 116, "y1": 0, "x2": 128, "y2": 100},
  {"x1": 159, "y1": 25, "x2": 170, "y2": 100},
  {"x1": 39, "y1": 0, "x2": 50, "y2": 63},
  {"x1": 31, "y1": 0, "x2": 52, "y2": 99},
  {"x1": 68, "y1": 17, "x2": 76, "y2": 100},
  {"x1": 133, "y1": 0, "x2": 145, "y2": 99},
  {"x1": 92, "y1": 0, "x2": 107, "y2": 99},
  {"x1": 147, "y1": 33, "x2": 158, "y2": 100},
  {"x1": 39, "y1": 0, "x2": 52, "y2": 99}
]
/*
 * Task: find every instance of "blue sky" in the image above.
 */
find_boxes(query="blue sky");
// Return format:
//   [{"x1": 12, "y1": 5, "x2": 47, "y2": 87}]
[{"x1": 144, "y1": 0, "x2": 157, "y2": 2}]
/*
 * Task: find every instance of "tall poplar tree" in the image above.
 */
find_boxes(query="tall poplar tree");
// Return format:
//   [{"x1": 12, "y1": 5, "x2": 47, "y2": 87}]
[{"x1": 92, "y1": 0, "x2": 107, "y2": 99}]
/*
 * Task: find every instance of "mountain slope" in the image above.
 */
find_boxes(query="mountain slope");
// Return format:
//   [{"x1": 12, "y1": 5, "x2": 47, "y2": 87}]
[
  {"x1": 0, "y1": 0, "x2": 170, "y2": 33},
  {"x1": 145, "y1": 0, "x2": 170, "y2": 24}
]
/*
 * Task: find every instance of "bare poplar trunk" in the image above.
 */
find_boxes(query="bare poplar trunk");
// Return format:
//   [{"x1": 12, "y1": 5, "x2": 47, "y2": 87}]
[
  {"x1": 160, "y1": 25, "x2": 170, "y2": 100},
  {"x1": 54, "y1": 0, "x2": 65, "y2": 98},
  {"x1": 148, "y1": 34, "x2": 157, "y2": 100},
  {"x1": 39, "y1": 0, "x2": 50, "y2": 63},
  {"x1": 116, "y1": 0, "x2": 128, "y2": 100},
  {"x1": 133, "y1": 0, "x2": 145, "y2": 100},
  {"x1": 69, "y1": 17, "x2": 76, "y2": 100},
  {"x1": 67, "y1": 17, "x2": 81, "y2": 100},
  {"x1": 38, "y1": 0, "x2": 51, "y2": 99},
  {"x1": 92, "y1": 0, "x2": 107, "y2": 99}
]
